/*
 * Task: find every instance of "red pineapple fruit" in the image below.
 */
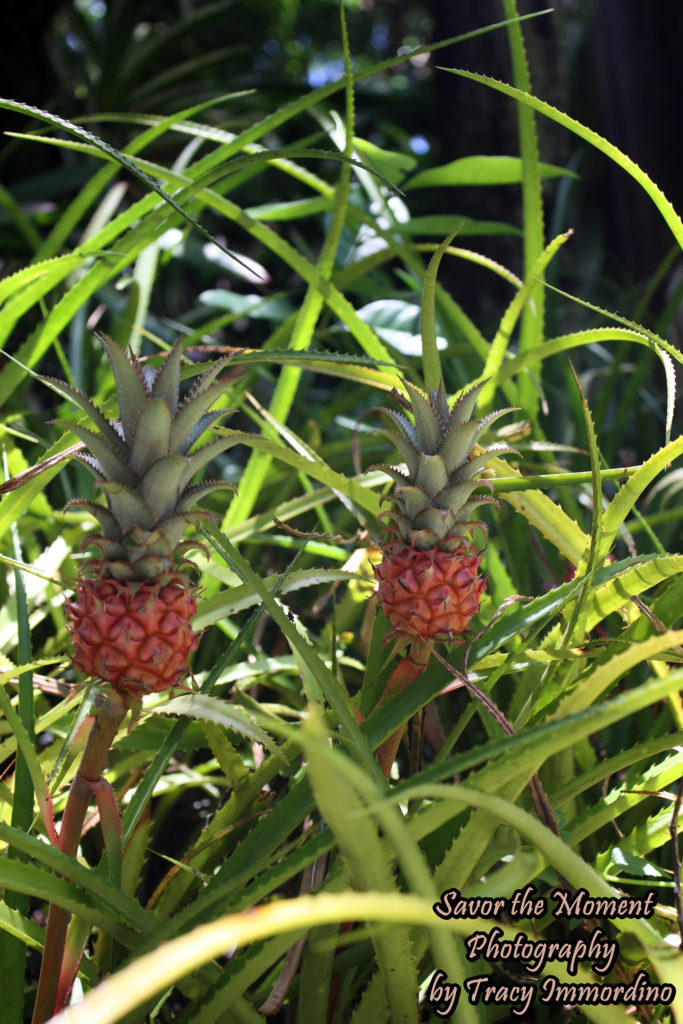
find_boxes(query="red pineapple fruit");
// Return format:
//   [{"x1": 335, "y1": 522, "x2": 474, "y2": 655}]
[
  {"x1": 373, "y1": 379, "x2": 513, "y2": 644},
  {"x1": 59, "y1": 334, "x2": 239, "y2": 697}
]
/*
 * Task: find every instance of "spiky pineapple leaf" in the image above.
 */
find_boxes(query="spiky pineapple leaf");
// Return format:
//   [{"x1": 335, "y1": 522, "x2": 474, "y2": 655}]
[
  {"x1": 443, "y1": 68, "x2": 683, "y2": 249},
  {"x1": 452, "y1": 445, "x2": 515, "y2": 482},
  {"x1": 139, "y1": 455, "x2": 187, "y2": 519},
  {"x1": 53, "y1": 420, "x2": 130, "y2": 484},
  {"x1": 151, "y1": 511, "x2": 213, "y2": 551},
  {"x1": 438, "y1": 420, "x2": 482, "y2": 473},
  {"x1": 584, "y1": 554, "x2": 683, "y2": 633},
  {"x1": 149, "y1": 338, "x2": 183, "y2": 415},
  {"x1": 65, "y1": 499, "x2": 121, "y2": 538},
  {"x1": 176, "y1": 480, "x2": 237, "y2": 512},
  {"x1": 377, "y1": 407, "x2": 419, "y2": 448},
  {"x1": 413, "y1": 452, "x2": 449, "y2": 495},
  {"x1": 373, "y1": 428, "x2": 420, "y2": 477},
  {"x1": 181, "y1": 410, "x2": 232, "y2": 455},
  {"x1": 599, "y1": 434, "x2": 683, "y2": 563},
  {"x1": 301, "y1": 713, "x2": 419, "y2": 1024},
  {"x1": 402, "y1": 380, "x2": 441, "y2": 454},
  {"x1": 412, "y1": 506, "x2": 454, "y2": 535},
  {"x1": 429, "y1": 379, "x2": 450, "y2": 429},
  {"x1": 435, "y1": 480, "x2": 487, "y2": 512},
  {"x1": 149, "y1": 693, "x2": 286, "y2": 767},
  {"x1": 96, "y1": 333, "x2": 148, "y2": 442},
  {"x1": 182, "y1": 353, "x2": 233, "y2": 403},
  {"x1": 98, "y1": 481, "x2": 155, "y2": 533},
  {"x1": 82, "y1": 536, "x2": 127, "y2": 563},
  {"x1": 179, "y1": 436, "x2": 243, "y2": 490},
  {"x1": 0, "y1": 673, "x2": 57, "y2": 845},
  {"x1": 130, "y1": 400, "x2": 173, "y2": 474},
  {"x1": 43, "y1": 377, "x2": 124, "y2": 455},
  {"x1": 447, "y1": 379, "x2": 487, "y2": 429},
  {"x1": 371, "y1": 464, "x2": 410, "y2": 489},
  {"x1": 394, "y1": 483, "x2": 434, "y2": 520},
  {"x1": 170, "y1": 379, "x2": 234, "y2": 454}
]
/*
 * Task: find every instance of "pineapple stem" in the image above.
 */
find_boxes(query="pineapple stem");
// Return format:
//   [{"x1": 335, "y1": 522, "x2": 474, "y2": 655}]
[
  {"x1": 32, "y1": 691, "x2": 130, "y2": 1024},
  {"x1": 376, "y1": 641, "x2": 430, "y2": 778}
]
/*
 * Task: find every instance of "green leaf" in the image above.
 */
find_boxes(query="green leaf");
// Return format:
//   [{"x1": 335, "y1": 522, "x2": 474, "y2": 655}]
[
  {"x1": 584, "y1": 554, "x2": 683, "y2": 632},
  {"x1": 489, "y1": 456, "x2": 589, "y2": 563},
  {"x1": 130, "y1": 400, "x2": 172, "y2": 474},
  {"x1": 97, "y1": 333, "x2": 148, "y2": 441},
  {"x1": 300, "y1": 714, "x2": 412, "y2": 1024},
  {"x1": 352, "y1": 136, "x2": 417, "y2": 184},
  {"x1": 479, "y1": 230, "x2": 572, "y2": 411},
  {"x1": 440, "y1": 69, "x2": 683, "y2": 251},
  {"x1": 198, "y1": 290, "x2": 295, "y2": 322},
  {"x1": 0, "y1": 675, "x2": 56, "y2": 845},
  {"x1": 404, "y1": 154, "x2": 575, "y2": 189},
  {"x1": 421, "y1": 232, "x2": 458, "y2": 388},
  {"x1": 394, "y1": 214, "x2": 521, "y2": 237},
  {"x1": 204, "y1": 531, "x2": 381, "y2": 783},
  {"x1": 148, "y1": 693, "x2": 287, "y2": 767},
  {"x1": 149, "y1": 337, "x2": 183, "y2": 415},
  {"x1": 0, "y1": 97, "x2": 253, "y2": 272},
  {"x1": 195, "y1": 568, "x2": 363, "y2": 630},
  {"x1": 600, "y1": 434, "x2": 683, "y2": 561},
  {"x1": 139, "y1": 455, "x2": 187, "y2": 518},
  {"x1": 244, "y1": 195, "x2": 330, "y2": 221}
]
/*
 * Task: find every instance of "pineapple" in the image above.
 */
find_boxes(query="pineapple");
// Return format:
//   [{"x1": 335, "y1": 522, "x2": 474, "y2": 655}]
[
  {"x1": 373, "y1": 379, "x2": 512, "y2": 644},
  {"x1": 58, "y1": 333, "x2": 238, "y2": 697}
]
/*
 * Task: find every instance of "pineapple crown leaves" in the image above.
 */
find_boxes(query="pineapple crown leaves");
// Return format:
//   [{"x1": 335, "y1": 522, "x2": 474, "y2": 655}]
[
  {"x1": 371, "y1": 377, "x2": 516, "y2": 549},
  {"x1": 55, "y1": 334, "x2": 243, "y2": 575},
  {"x1": 371, "y1": 378, "x2": 516, "y2": 494}
]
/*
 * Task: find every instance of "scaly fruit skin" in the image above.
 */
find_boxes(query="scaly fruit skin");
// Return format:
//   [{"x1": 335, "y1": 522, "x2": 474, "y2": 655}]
[
  {"x1": 66, "y1": 573, "x2": 198, "y2": 697},
  {"x1": 375, "y1": 539, "x2": 485, "y2": 641},
  {"x1": 372, "y1": 379, "x2": 512, "y2": 644},
  {"x1": 54, "y1": 332, "x2": 239, "y2": 697}
]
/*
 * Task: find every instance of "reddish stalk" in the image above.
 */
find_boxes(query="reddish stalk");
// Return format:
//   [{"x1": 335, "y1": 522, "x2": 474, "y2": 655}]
[
  {"x1": 376, "y1": 640, "x2": 431, "y2": 778},
  {"x1": 32, "y1": 691, "x2": 130, "y2": 1024}
]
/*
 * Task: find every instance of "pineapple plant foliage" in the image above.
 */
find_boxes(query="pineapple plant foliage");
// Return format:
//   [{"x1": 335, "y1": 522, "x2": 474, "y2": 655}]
[
  {"x1": 58, "y1": 333, "x2": 238, "y2": 697},
  {"x1": 373, "y1": 378, "x2": 513, "y2": 645}
]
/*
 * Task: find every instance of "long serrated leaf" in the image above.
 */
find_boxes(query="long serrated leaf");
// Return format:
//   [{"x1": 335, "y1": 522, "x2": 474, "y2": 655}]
[
  {"x1": 420, "y1": 231, "x2": 457, "y2": 389},
  {"x1": 96, "y1": 332, "x2": 149, "y2": 440},
  {"x1": 51, "y1": 420, "x2": 128, "y2": 483},
  {"x1": 441, "y1": 69, "x2": 683, "y2": 251},
  {"x1": 489, "y1": 455, "x2": 588, "y2": 562},
  {"x1": 563, "y1": 366, "x2": 603, "y2": 630},
  {"x1": 0, "y1": 679, "x2": 56, "y2": 845},
  {"x1": 209, "y1": 429, "x2": 381, "y2": 517},
  {"x1": 479, "y1": 230, "x2": 572, "y2": 411},
  {"x1": 0, "y1": 97, "x2": 256, "y2": 275},
  {"x1": 301, "y1": 714, "x2": 418, "y2": 1024},
  {"x1": 205, "y1": 531, "x2": 381, "y2": 782},
  {"x1": 502, "y1": 0, "x2": 546, "y2": 415},
  {"x1": 171, "y1": 378, "x2": 233, "y2": 454},
  {"x1": 148, "y1": 693, "x2": 287, "y2": 767},
  {"x1": 178, "y1": 436, "x2": 244, "y2": 490},
  {"x1": 149, "y1": 338, "x2": 183, "y2": 414},
  {"x1": 0, "y1": 253, "x2": 82, "y2": 305},
  {"x1": 401, "y1": 381, "x2": 441, "y2": 453},
  {"x1": 0, "y1": 846, "x2": 144, "y2": 948},
  {"x1": 586, "y1": 554, "x2": 683, "y2": 632},
  {"x1": 194, "y1": 568, "x2": 362, "y2": 629},
  {"x1": 600, "y1": 434, "x2": 683, "y2": 561},
  {"x1": 43, "y1": 377, "x2": 125, "y2": 455}
]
